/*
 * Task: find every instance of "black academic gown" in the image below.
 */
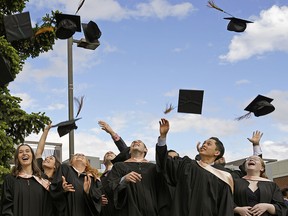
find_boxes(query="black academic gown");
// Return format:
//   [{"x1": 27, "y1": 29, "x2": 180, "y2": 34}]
[
  {"x1": 100, "y1": 171, "x2": 120, "y2": 216},
  {"x1": 234, "y1": 178, "x2": 287, "y2": 216},
  {"x1": 107, "y1": 162, "x2": 159, "y2": 216},
  {"x1": 1, "y1": 174, "x2": 52, "y2": 216},
  {"x1": 50, "y1": 164, "x2": 102, "y2": 216},
  {"x1": 156, "y1": 145, "x2": 234, "y2": 216},
  {"x1": 100, "y1": 136, "x2": 128, "y2": 216}
]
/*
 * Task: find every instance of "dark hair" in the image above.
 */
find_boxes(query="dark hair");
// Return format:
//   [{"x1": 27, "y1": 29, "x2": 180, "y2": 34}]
[
  {"x1": 210, "y1": 137, "x2": 225, "y2": 161},
  {"x1": 51, "y1": 155, "x2": 61, "y2": 171},
  {"x1": 12, "y1": 144, "x2": 42, "y2": 178},
  {"x1": 281, "y1": 188, "x2": 288, "y2": 197},
  {"x1": 167, "y1": 149, "x2": 179, "y2": 157}
]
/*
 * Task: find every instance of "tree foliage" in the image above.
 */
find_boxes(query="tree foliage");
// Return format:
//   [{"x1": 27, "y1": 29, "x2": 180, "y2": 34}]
[{"x1": 0, "y1": 0, "x2": 60, "y2": 186}]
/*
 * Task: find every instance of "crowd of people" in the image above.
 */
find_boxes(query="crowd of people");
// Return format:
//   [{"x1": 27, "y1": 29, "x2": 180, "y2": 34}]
[{"x1": 0, "y1": 118, "x2": 287, "y2": 216}]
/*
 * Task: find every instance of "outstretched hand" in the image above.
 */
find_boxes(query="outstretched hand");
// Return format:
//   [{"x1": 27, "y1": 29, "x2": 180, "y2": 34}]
[
  {"x1": 83, "y1": 175, "x2": 92, "y2": 194},
  {"x1": 98, "y1": 121, "x2": 114, "y2": 135},
  {"x1": 62, "y1": 176, "x2": 75, "y2": 192},
  {"x1": 159, "y1": 118, "x2": 169, "y2": 138},
  {"x1": 247, "y1": 130, "x2": 263, "y2": 146}
]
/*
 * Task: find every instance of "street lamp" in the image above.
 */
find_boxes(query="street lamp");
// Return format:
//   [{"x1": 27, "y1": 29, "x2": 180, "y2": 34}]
[{"x1": 55, "y1": 13, "x2": 101, "y2": 159}]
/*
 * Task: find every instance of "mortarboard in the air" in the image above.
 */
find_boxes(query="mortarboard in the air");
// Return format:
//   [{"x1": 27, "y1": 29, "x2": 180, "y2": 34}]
[
  {"x1": 177, "y1": 89, "x2": 204, "y2": 114},
  {"x1": 0, "y1": 54, "x2": 14, "y2": 86},
  {"x1": 224, "y1": 17, "x2": 253, "y2": 32},
  {"x1": 235, "y1": 94, "x2": 275, "y2": 120},
  {"x1": 82, "y1": 21, "x2": 102, "y2": 43},
  {"x1": 52, "y1": 96, "x2": 84, "y2": 137},
  {"x1": 52, "y1": 118, "x2": 81, "y2": 137},
  {"x1": 207, "y1": 0, "x2": 253, "y2": 33},
  {"x1": 3, "y1": 11, "x2": 33, "y2": 42},
  {"x1": 55, "y1": 13, "x2": 81, "y2": 39}
]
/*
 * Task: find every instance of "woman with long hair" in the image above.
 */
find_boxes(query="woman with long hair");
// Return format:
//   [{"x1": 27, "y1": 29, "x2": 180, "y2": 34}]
[
  {"x1": 1, "y1": 144, "x2": 51, "y2": 216},
  {"x1": 50, "y1": 153, "x2": 103, "y2": 216},
  {"x1": 35, "y1": 123, "x2": 61, "y2": 181},
  {"x1": 234, "y1": 155, "x2": 287, "y2": 216}
]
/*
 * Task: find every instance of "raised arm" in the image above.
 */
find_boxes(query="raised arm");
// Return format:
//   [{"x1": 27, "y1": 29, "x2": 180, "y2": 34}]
[
  {"x1": 247, "y1": 130, "x2": 263, "y2": 157},
  {"x1": 35, "y1": 123, "x2": 52, "y2": 159},
  {"x1": 98, "y1": 120, "x2": 127, "y2": 152}
]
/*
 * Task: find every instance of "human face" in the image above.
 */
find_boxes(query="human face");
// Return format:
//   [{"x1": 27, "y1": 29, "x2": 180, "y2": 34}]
[
  {"x1": 18, "y1": 145, "x2": 33, "y2": 166},
  {"x1": 42, "y1": 155, "x2": 56, "y2": 169},
  {"x1": 104, "y1": 151, "x2": 116, "y2": 162},
  {"x1": 199, "y1": 139, "x2": 219, "y2": 158},
  {"x1": 245, "y1": 156, "x2": 264, "y2": 172},
  {"x1": 71, "y1": 153, "x2": 87, "y2": 166},
  {"x1": 130, "y1": 140, "x2": 147, "y2": 154}
]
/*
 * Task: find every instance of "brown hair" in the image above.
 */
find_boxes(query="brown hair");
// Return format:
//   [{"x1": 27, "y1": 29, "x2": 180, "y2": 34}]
[
  {"x1": 259, "y1": 157, "x2": 268, "y2": 179},
  {"x1": 12, "y1": 144, "x2": 42, "y2": 178},
  {"x1": 69, "y1": 155, "x2": 99, "y2": 181}
]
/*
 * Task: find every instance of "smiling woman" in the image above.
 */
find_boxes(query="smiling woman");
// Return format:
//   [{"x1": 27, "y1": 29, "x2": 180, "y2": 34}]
[
  {"x1": 233, "y1": 156, "x2": 287, "y2": 215},
  {"x1": 0, "y1": 144, "x2": 53, "y2": 216}
]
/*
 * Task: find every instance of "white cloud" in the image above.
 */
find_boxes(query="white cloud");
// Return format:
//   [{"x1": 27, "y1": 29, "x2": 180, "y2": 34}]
[
  {"x1": 220, "y1": 5, "x2": 288, "y2": 62},
  {"x1": 267, "y1": 90, "x2": 288, "y2": 125},
  {"x1": 12, "y1": 93, "x2": 36, "y2": 109},
  {"x1": 46, "y1": 103, "x2": 66, "y2": 111},
  {"x1": 261, "y1": 140, "x2": 288, "y2": 160},
  {"x1": 28, "y1": 0, "x2": 195, "y2": 21}
]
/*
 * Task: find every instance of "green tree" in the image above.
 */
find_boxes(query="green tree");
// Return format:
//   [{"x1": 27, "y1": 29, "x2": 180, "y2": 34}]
[{"x1": 0, "y1": 0, "x2": 59, "y2": 189}]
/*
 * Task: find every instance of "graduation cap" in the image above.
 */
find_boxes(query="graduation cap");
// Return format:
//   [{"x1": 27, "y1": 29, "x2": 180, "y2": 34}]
[
  {"x1": 55, "y1": 13, "x2": 81, "y2": 39},
  {"x1": 0, "y1": 54, "x2": 14, "y2": 86},
  {"x1": 82, "y1": 21, "x2": 102, "y2": 43},
  {"x1": 52, "y1": 96, "x2": 84, "y2": 137},
  {"x1": 3, "y1": 11, "x2": 33, "y2": 42},
  {"x1": 235, "y1": 95, "x2": 275, "y2": 120},
  {"x1": 164, "y1": 89, "x2": 204, "y2": 114},
  {"x1": 177, "y1": 89, "x2": 204, "y2": 114},
  {"x1": 52, "y1": 118, "x2": 81, "y2": 137},
  {"x1": 224, "y1": 17, "x2": 253, "y2": 32},
  {"x1": 207, "y1": 0, "x2": 253, "y2": 32}
]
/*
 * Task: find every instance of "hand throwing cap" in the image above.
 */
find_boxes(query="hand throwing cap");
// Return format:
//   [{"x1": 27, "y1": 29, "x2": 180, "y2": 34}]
[
  {"x1": 236, "y1": 95, "x2": 275, "y2": 120},
  {"x1": 55, "y1": 13, "x2": 81, "y2": 39},
  {"x1": 4, "y1": 11, "x2": 33, "y2": 42},
  {"x1": 224, "y1": 17, "x2": 253, "y2": 32},
  {"x1": 52, "y1": 118, "x2": 81, "y2": 137},
  {"x1": 177, "y1": 89, "x2": 204, "y2": 114}
]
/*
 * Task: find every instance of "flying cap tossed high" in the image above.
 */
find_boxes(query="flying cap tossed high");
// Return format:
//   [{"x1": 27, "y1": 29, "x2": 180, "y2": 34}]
[
  {"x1": 207, "y1": 0, "x2": 253, "y2": 32},
  {"x1": 235, "y1": 95, "x2": 275, "y2": 121},
  {"x1": 52, "y1": 96, "x2": 84, "y2": 137},
  {"x1": 164, "y1": 89, "x2": 204, "y2": 115}
]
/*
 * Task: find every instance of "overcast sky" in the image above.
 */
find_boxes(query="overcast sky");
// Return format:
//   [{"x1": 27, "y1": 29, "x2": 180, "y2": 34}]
[{"x1": 9, "y1": 0, "x2": 288, "y2": 163}]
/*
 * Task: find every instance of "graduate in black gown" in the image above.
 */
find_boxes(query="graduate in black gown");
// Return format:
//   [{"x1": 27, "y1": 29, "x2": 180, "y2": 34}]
[
  {"x1": 106, "y1": 140, "x2": 161, "y2": 216},
  {"x1": 1, "y1": 144, "x2": 51, "y2": 216},
  {"x1": 35, "y1": 123, "x2": 61, "y2": 182},
  {"x1": 233, "y1": 155, "x2": 287, "y2": 216},
  {"x1": 98, "y1": 120, "x2": 129, "y2": 216},
  {"x1": 156, "y1": 118, "x2": 234, "y2": 216},
  {"x1": 50, "y1": 153, "x2": 102, "y2": 216}
]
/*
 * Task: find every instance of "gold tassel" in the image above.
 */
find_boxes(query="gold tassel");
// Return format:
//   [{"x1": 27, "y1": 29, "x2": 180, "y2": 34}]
[
  {"x1": 207, "y1": 0, "x2": 234, "y2": 17},
  {"x1": 164, "y1": 103, "x2": 176, "y2": 114}
]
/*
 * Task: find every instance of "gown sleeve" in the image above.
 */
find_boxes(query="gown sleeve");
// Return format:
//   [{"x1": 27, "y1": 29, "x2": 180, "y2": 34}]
[
  {"x1": 156, "y1": 144, "x2": 183, "y2": 186},
  {"x1": 84, "y1": 178, "x2": 103, "y2": 215},
  {"x1": 49, "y1": 164, "x2": 67, "y2": 214},
  {"x1": 1, "y1": 174, "x2": 15, "y2": 216},
  {"x1": 106, "y1": 163, "x2": 128, "y2": 210}
]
